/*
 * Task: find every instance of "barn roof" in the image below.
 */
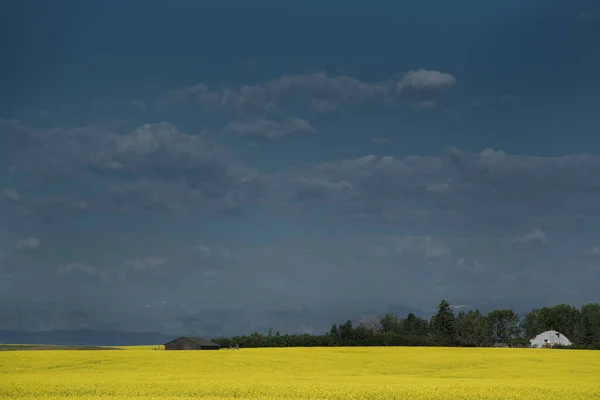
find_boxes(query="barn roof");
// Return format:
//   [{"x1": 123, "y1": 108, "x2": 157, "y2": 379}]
[
  {"x1": 529, "y1": 330, "x2": 572, "y2": 347},
  {"x1": 165, "y1": 336, "x2": 220, "y2": 347},
  {"x1": 532, "y1": 330, "x2": 567, "y2": 338},
  {"x1": 186, "y1": 337, "x2": 219, "y2": 347}
]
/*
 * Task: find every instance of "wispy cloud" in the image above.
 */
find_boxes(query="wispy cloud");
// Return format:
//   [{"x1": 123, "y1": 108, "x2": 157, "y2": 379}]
[
  {"x1": 164, "y1": 69, "x2": 457, "y2": 115},
  {"x1": 124, "y1": 256, "x2": 169, "y2": 270},
  {"x1": 15, "y1": 237, "x2": 41, "y2": 252},
  {"x1": 225, "y1": 117, "x2": 316, "y2": 139},
  {"x1": 396, "y1": 69, "x2": 457, "y2": 94},
  {"x1": 0, "y1": 188, "x2": 20, "y2": 203}
]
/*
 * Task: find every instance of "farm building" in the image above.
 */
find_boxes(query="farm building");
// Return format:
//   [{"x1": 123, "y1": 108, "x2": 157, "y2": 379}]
[
  {"x1": 529, "y1": 330, "x2": 572, "y2": 348},
  {"x1": 164, "y1": 337, "x2": 221, "y2": 350}
]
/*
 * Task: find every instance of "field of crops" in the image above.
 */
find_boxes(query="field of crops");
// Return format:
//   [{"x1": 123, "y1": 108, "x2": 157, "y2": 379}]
[{"x1": 1, "y1": 346, "x2": 599, "y2": 399}]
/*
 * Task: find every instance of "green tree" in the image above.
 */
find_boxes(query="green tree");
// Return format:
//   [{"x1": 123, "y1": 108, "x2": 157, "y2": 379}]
[
  {"x1": 522, "y1": 304, "x2": 580, "y2": 340},
  {"x1": 329, "y1": 324, "x2": 340, "y2": 344},
  {"x1": 400, "y1": 313, "x2": 417, "y2": 335},
  {"x1": 353, "y1": 323, "x2": 370, "y2": 342},
  {"x1": 455, "y1": 310, "x2": 490, "y2": 347},
  {"x1": 329, "y1": 324, "x2": 339, "y2": 336},
  {"x1": 575, "y1": 303, "x2": 600, "y2": 345},
  {"x1": 521, "y1": 308, "x2": 545, "y2": 339},
  {"x1": 430, "y1": 300, "x2": 456, "y2": 345},
  {"x1": 541, "y1": 304, "x2": 580, "y2": 339},
  {"x1": 339, "y1": 320, "x2": 354, "y2": 342},
  {"x1": 380, "y1": 313, "x2": 400, "y2": 334},
  {"x1": 487, "y1": 309, "x2": 520, "y2": 343},
  {"x1": 412, "y1": 315, "x2": 430, "y2": 337}
]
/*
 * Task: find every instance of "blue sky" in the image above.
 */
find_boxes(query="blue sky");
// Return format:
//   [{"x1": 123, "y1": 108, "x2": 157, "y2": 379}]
[{"x1": 1, "y1": 0, "x2": 599, "y2": 336}]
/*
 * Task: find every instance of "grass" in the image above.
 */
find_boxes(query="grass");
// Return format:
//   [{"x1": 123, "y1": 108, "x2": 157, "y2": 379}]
[{"x1": 1, "y1": 346, "x2": 599, "y2": 399}]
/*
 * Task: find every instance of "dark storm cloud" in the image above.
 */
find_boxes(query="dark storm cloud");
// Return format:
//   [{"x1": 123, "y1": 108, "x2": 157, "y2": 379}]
[
  {"x1": 0, "y1": 188, "x2": 20, "y2": 204},
  {"x1": 20, "y1": 122, "x2": 253, "y2": 181},
  {"x1": 8, "y1": 118, "x2": 600, "y2": 239},
  {"x1": 11, "y1": 122, "x2": 262, "y2": 216},
  {"x1": 4, "y1": 232, "x2": 594, "y2": 335},
  {"x1": 1, "y1": 76, "x2": 598, "y2": 336},
  {"x1": 266, "y1": 148, "x2": 600, "y2": 232},
  {"x1": 2, "y1": 0, "x2": 600, "y2": 340}
]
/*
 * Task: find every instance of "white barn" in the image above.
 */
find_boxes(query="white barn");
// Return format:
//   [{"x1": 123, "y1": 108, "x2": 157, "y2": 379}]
[{"x1": 529, "y1": 330, "x2": 572, "y2": 348}]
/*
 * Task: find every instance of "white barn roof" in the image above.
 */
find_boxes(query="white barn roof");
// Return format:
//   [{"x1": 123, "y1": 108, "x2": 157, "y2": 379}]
[{"x1": 529, "y1": 330, "x2": 572, "y2": 348}]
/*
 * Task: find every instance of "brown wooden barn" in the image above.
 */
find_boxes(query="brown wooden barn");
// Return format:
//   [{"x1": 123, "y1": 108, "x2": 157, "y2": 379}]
[{"x1": 164, "y1": 336, "x2": 221, "y2": 350}]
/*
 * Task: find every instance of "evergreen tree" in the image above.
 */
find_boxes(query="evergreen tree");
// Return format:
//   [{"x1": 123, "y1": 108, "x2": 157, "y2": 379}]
[
  {"x1": 541, "y1": 304, "x2": 580, "y2": 339},
  {"x1": 455, "y1": 310, "x2": 490, "y2": 346},
  {"x1": 339, "y1": 320, "x2": 354, "y2": 342},
  {"x1": 575, "y1": 303, "x2": 600, "y2": 345},
  {"x1": 430, "y1": 300, "x2": 456, "y2": 345},
  {"x1": 521, "y1": 308, "x2": 545, "y2": 339},
  {"x1": 329, "y1": 324, "x2": 340, "y2": 344},
  {"x1": 380, "y1": 313, "x2": 400, "y2": 334},
  {"x1": 487, "y1": 309, "x2": 520, "y2": 343},
  {"x1": 522, "y1": 304, "x2": 580, "y2": 341}
]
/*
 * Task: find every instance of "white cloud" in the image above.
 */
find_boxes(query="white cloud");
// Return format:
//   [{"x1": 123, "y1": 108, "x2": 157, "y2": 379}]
[
  {"x1": 225, "y1": 117, "x2": 316, "y2": 139},
  {"x1": 451, "y1": 304, "x2": 472, "y2": 309},
  {"x1": 15, "y1": 237, "x2": 41, "y2": 252},
  {"x1": 511, "y1": 229, "x2": 548, "y2": 251},
  {"x1": 396, "y1": 69, "x2": 457, "y2": 93},
  {"x1": 455, "y1": 256, "x2": 483, "y2": 273},
  {"x1": 157, "y1": 69, "x2": 458, "y2": 140},
  {"x1": 292, "y1": 177, "x2": 353, "y2": 191},
  {"x1": 13, "y1": 115, "x2": 600, "y2": 235},
  {"x1": 58, "y1": 262, "x2": 98, "y2": 276},
  {"x1": 165, "y1": 69, "x2": 456, "y2": 115},
  {"x1": 57, "y1": 262, "x2": 110, "y2": 283},
  {"x1": 23, "y1": 122, "x2": 252, "y2": 181},
  {"x1": 0, "y1": 188, "x2": 20, "y2": 203},
  {"x1": 124, "y1": 256, "x2": 169, "y2": 270},
  {"x1": 264, "y1": 72, "x2": 394, "y2": 104},
  {"x1": 585, "y1": 245, "x2": 600, "y2": 256}
]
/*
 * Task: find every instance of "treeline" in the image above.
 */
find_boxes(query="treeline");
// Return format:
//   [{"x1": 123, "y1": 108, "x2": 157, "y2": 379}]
[{"x1": 212, "y1": 301, "x2": 600, "y2": 349}]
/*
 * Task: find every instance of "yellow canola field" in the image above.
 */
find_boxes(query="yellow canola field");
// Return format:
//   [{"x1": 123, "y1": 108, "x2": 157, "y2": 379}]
[{"x1": 1, "y1": 346, "x2": 599, "y2": 399}]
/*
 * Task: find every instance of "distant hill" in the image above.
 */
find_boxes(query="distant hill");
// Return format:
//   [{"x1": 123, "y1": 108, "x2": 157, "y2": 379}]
[
  {"x1": 0, "y1": 344, "x2": 119, "y2": 351},
  {"x1": 0, "y1": 330, "x2": 174, "y2": 347}
]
